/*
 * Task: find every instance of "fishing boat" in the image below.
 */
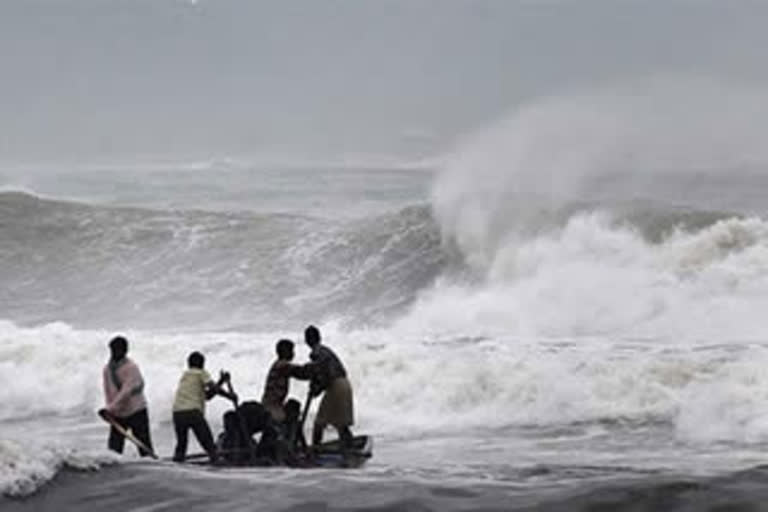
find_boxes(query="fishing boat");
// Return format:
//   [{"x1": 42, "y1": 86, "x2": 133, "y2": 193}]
[{"x1": 182, "y1": 435, "x2": 373, "y2": 469}]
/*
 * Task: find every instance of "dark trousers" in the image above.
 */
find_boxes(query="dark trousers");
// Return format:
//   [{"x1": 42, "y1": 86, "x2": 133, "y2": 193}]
[
  {"x1": 108, "y1": 408, "x2": 154, "y2": 457},
  {"x1": 173, "y1": 409, "x2": 216, "y2": 462}
]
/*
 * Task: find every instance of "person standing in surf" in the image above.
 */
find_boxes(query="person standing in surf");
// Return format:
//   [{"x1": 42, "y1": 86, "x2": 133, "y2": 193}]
[
  {"x1": 303, "y1": 325, "x2": 355, "y2": 452},
  {"x1": 100, "y1": 336, "x2": 155, "y2": 457},
  {"x1": 171, "y1": 351, "x2": 235, "y2": 463}
]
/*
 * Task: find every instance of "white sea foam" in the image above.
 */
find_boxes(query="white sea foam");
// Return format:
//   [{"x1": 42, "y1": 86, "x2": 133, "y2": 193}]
[{"x1": 0, "y1": 438, "x2": 116, "y2": 497}]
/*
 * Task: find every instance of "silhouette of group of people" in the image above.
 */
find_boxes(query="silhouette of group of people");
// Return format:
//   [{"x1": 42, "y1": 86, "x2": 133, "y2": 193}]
[{"x1": 99, "y1": 325, "x2": 355, "y2": 465}]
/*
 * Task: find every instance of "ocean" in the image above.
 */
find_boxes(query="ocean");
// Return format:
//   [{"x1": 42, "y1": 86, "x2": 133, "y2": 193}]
[{"x1": 5, "y1": 88, "x2": 768, "y2": 511}]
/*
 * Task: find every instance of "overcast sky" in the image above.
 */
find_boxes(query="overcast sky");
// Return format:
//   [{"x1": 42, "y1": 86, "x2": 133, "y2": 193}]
[{"x1": 1, "y1": 0, "x2": 766, "y2": 163}]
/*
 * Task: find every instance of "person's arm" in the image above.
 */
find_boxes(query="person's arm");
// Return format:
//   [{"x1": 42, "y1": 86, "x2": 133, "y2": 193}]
[
  {"x1": 204, "y1": 379, "x2": 217, "y2": 400},
  {"x1": 301, "y1": 361, "x2": 328, "y2": 397},
  {"x1": 289, "y1": 363, "x2": 312, "y2": 381},
  {"x1": 205, "y1": 371, "x2": 237, "y2": 402},
  {"x1": 99, "y1": 368, "x2": 113, "y2": 417},
  {"x1": 103, "y1": 367, "x2": 110, "y2": 405}
]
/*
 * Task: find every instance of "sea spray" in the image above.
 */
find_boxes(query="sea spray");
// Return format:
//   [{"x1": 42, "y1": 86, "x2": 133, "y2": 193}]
[{"x1": 433, "y1": 78, "x2": 768, "y2": 273}]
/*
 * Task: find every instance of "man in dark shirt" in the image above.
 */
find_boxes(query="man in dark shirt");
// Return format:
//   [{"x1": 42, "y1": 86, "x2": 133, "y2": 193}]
[{"x1": 304, "y1": 325, "x2": 355, "y2": 451}]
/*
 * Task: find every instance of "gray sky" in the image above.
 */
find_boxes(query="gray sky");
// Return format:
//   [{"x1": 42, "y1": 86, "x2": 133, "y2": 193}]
[{"x1": 1, "y1": 0, "x2": 766, "y2": 163}]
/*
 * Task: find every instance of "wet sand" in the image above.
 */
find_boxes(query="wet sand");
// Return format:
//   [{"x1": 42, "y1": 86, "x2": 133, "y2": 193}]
[{"x1": 6, "y1": 463, "x2": 768, "y2": 511}]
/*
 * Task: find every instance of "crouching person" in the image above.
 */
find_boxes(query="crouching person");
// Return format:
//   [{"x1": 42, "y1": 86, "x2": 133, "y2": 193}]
[
  {"x1": 276, "y1": 398, "x2": 308, "y2": 465},
  {"x1": 216, "y1": 400, "x2": 278, "y2": 465},
  {"x1": 172, "y1": 351, "x2": 235, "y2": 463}
]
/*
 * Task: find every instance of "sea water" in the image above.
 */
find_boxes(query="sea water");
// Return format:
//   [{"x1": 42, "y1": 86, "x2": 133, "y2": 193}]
[{"x1": 5, "y1": 84, "x2": 768, "y2": 510}]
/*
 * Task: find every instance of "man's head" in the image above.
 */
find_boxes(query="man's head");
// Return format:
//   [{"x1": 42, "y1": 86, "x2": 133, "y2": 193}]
[
  {"x1": 188, "y1": 351, "x2": 205, "y2": 369},
  {"x1": 276, "y1": 339, "x2": 294, "y2": 361},
  {"x1": 304, "y1": 325, "x2": 321, "y2": 348},
  {"x1": 108, "y1": 336, "x2": 128, "y2": 362}
]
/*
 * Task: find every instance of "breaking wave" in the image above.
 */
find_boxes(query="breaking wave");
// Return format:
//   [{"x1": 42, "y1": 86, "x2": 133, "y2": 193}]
[
  {"x1": 0, "y1": 188, "x2": 760, "y2": 334},
  {"x1": 0, "y1": 438, "x2": 116, "y2": 498}
]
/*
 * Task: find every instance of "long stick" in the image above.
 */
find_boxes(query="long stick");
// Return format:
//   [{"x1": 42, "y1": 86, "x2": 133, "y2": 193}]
[
  {"x1": 98, "y1": 410, "x2": 158, "y2": 459},
  {"x1": 224, "y1": 378, "x2": 239, "y2": 408}
]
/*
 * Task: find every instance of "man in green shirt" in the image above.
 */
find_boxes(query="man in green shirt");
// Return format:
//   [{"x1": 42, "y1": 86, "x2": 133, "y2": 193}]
[{"x1": 172, "y1": 351, "x2": 235, "y2": 463}]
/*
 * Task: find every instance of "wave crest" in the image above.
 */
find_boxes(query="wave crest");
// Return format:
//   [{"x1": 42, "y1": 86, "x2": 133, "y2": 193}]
[{"x1": 0, "y1": 192, "x2": 445, "y2": 329}]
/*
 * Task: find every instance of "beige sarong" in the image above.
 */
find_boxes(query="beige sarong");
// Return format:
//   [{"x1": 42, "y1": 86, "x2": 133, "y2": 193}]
[{"x1": 315, "y1": 377, "x2": 354, "y2": 428}]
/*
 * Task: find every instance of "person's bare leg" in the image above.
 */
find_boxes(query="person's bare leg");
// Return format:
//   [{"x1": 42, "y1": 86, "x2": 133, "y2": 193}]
[
  {"x1": 336, "y1": 426, "x2": 353, "y2": 466},
  {"x1": 338, "y1": 426, "x2": 353, "y2": 450},
  {"x1": 312, "y1": 423, "x2": 325, "y2": 447}
]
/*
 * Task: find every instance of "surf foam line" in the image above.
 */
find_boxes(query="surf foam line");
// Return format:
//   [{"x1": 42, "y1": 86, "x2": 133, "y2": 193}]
[{"x1": 5, "y1": 290, "x2": 768, "y2": 450}]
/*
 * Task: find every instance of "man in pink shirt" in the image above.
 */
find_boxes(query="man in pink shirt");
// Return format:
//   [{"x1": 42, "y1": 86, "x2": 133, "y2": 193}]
[{"x1": 100, "y1": 336, "x2": 154, "y2": 457}]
